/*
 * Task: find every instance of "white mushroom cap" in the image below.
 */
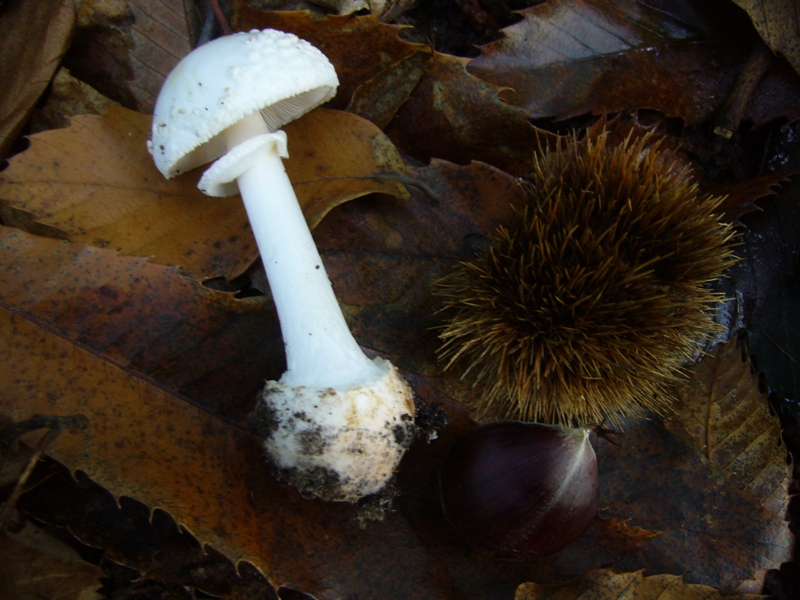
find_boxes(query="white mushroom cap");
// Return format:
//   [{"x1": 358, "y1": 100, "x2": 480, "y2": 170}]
[{"x1": 148, "y1": 29, "x2": 338, "y2": 179}]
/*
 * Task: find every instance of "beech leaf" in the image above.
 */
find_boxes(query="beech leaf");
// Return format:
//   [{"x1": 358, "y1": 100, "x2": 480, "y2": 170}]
[
  {"x1": 0, "y1": 105, "x2": 409, "y2": 280},
  {"x1": 666, "y1": 341, "x2": 791, "y2": 519},
  {"x1": 467, "y1": 0, "x2": 756, "y2": 125}
]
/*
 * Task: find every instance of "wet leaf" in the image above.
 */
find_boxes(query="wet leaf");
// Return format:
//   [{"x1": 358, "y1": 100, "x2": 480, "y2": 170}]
[
  {"x1": 516, "y1": 568, "x2": 766, "y2": 599},
  {"x1": 0, "y1": 0, "x2": 76, "y2": 160},
  {"x1": 468, "y1": 0, "x2": 756, "y2": 125},
  {"x1": 666, "y1": 341, "x2": 791, "y2": 518},
  {"x1": 732, "y1": 0, "x2": 800, "y2": 77},
  {"x1": 749, "y1": 273, "x2": 800, "y2": 400},
  {"x1": 0, "y1": 106, "x2": 409, "y2": 280}
]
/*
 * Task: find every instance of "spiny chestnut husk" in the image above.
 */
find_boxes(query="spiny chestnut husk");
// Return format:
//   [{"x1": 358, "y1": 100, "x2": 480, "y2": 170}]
[
  {"x1": 436, "y1": 131, "x2": 736, "y2": 426},
  {"x1": 439, "y1": 421, "x2": 598, "y2": 559}
]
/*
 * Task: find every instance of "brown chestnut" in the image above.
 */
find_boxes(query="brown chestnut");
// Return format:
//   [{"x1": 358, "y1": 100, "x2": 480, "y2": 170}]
[{"x1": 438, "y1": 421, "x2": 598, "y2": 559}]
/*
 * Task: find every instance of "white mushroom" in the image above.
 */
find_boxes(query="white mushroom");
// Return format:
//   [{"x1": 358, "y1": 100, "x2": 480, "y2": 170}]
[{"x1": 148, "y1": 29, "x2": 415, "y2": 502}]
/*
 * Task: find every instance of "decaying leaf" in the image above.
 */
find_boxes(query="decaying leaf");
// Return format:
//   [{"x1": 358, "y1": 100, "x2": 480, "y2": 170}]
[
  {"x1": 516, "y1": 568, "x2": 766, "y2": 599},
  {"x1": 732, "y1": 0, "x2": 800, "y2": 77},
  {"x1": 667, "y1": 341, "x2": 791, "y2": 519},
  {"x1": 467, "y1": 0, "x2": 756, "y2": 125},
  {"x1": 749, "y1": 273, "x2": 800, "y2": 401},
  {"x1": 0, "y1": 0, "x2": 76, "y2": 160},
  {"x1": 0, "y1": 105, "x2": 409, "y2": 281}
]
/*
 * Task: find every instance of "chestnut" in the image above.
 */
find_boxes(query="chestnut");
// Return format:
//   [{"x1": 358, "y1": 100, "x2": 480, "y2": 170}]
[{"x1": 438, "y1": 421, "x2": 598, "y2": 559}]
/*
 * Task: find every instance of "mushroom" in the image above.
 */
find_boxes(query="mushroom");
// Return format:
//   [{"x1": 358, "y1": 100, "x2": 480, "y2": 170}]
[{"x1": 148, "y1": 29, "x2": 416, "y2": 503}]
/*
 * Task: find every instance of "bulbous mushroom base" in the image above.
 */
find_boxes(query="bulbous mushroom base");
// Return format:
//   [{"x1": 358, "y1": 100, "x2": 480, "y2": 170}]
[{"x1": 248, "y1": 358, "x2": 416, "y2": 502}]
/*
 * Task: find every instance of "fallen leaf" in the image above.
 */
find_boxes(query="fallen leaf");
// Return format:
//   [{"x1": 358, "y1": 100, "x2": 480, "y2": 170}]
[
  {"x1": 0, "y1": 105, "x2": 409, "y2": 280},
  {"x1": 467, "y1": 0, "x2": 756, "y2": 125},
  {"x1": 732, "y1": 0, "x2": 800, "y2": 77},
  {"x1": 0, "y1": 0, "x2": 76, "y2": 160},
  {"x1": 748, "y1": 273, "x2": 800, "y2": 401},
  {"x1": 385, "y1": 52, "x2": 557, "y2": 177},
  {"x1": 667, "y1": 341, "x2": 791, "y2": 519},
  {"x1": 516, "y1": 568, "x2": 766, "y2": 599}
]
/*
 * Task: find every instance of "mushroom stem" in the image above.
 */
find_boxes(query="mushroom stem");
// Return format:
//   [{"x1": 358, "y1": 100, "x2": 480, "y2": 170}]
[{"x1": 222, "y1": 114, "x2": 382, "y2": 390}]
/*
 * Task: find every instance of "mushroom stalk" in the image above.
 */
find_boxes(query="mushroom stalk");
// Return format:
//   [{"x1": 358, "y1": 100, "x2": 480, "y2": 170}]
[{"x1": 222, "y1": 114, "x2": 382, "y2": 390}]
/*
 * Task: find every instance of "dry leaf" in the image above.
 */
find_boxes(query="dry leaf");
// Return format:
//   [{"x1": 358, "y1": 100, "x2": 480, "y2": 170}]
[
  {"x1": 467, "y1": 0, "x2": 755, "y2": 125},
  {"x1": 0, "y1": 105, "x2": 409, "y2": 280},
  {"x1": 732, "y1": 0, "x2": 800, "y2": 76},
  {"x1": 516, "y1": 569, "x2": 766, "y2": 599},
  {"x1": 0, "y1": 0, "x2": 76, "y2": 160},
  {"x1": 667, "y1": 341, "x2": 791, "y2": 520}
]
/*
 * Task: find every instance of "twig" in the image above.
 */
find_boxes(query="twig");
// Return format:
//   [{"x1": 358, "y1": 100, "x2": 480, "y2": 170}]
[{"x1": 714, "y1": 39, "x2": 774, "y2": 140}]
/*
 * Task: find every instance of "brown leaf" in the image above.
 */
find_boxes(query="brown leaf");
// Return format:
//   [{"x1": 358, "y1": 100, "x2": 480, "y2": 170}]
[
  {"x1": 732, "y1": 0, "x2": 800, "y2": 77},
  {"x1": 0, "y1": 521, "x2": 104, "y2": 600},
  {"x1": 666, "y1": 341, "x2": 791, "y2": 520},
  {"x1": 710, "y1": 171, "x2": 791, "y2": 225},
  {"x1": 467, "y1": 0, "x2": 755, "y2": 126},
  {"x1": 516, "y1": 569, "x2": 766, "y2": 600},
  {"x1": 0, "y1": 106, "x2": 409, "y2": 280},
  {"x1": 0, "y1": 0, "x2": 76, "y2": 160},
  {"x1": 0, "y1": 227, "x2": 540, "y2": 599},
  {"x1": 385, "y1": 53, "x2": 557, "y2": 177},
  {"x1": 0, "y1": 226, "x2": 284, "y2": 419}
]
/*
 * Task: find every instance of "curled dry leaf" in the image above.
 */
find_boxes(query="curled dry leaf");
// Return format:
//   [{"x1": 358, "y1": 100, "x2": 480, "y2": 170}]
[
  {"x1": 516, "y1": 568, "x2": 766, "y2": 600},
  {"x1": 467, "y1": 0, "x2": 755, "y2": 125},
  {"x1": 0, "y1": 105, "x2": 409, "y2": 281},
  {"x1": 0, "y1": 0, "x2": 76, "y2": 160},
  {"x1": 666, "y1": 340, "x2": 791, "y2": 520}
]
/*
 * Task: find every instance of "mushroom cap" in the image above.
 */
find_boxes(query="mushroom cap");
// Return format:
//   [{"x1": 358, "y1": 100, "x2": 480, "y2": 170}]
[{"x1": 148, "y1": 29, "x2": 338, "y2": 179}]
